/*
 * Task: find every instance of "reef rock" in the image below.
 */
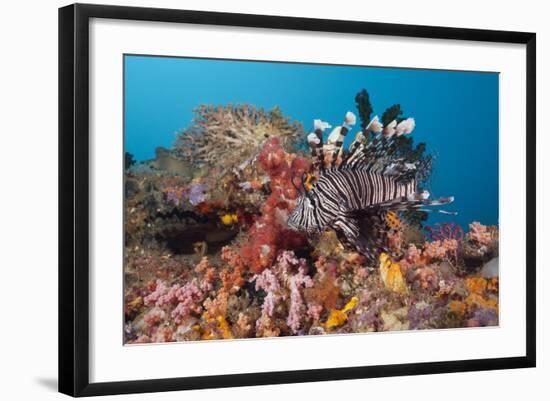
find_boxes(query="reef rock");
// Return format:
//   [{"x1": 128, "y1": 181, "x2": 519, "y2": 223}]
[{"x1": 480, "y1": 257, "x2": 499, "y2": 279}]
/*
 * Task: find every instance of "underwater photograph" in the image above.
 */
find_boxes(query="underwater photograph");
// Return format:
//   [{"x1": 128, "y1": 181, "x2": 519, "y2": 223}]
[{"x1": 123, "y1": 55, "x2": 499, "y2": 344}]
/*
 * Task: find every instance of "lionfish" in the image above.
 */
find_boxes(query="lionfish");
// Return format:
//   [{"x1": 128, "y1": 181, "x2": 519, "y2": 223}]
[{"x1": 287, "y1": 111, "x2": 454, "y2": 262}]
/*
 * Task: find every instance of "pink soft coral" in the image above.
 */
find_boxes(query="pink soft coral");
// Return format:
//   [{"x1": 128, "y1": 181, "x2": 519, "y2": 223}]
[
  {"x1": 252, "y1": 250, "x2": 314, "y2": 335},
  {"x1": 143, "y1": 279, "x2": 170, "y2": 306},
  {"x1": 254, "y1": 268, "x2": 281, "y2": 317},
  {"x1": 469, "y1": 221, "x2": 492, "y2": 245},
  {"x1": 170, "y1": 282, "x2": 204, "y2": 323},
  {"x1": 285, "y1": 257, "x2": 314, "y2": 333},
  {"x1": 405, "y1": 244, "x2": 422, "y2": 264},
  {"x1": 423, "y1": 239, "x2": 458, "y2": 261},
  {"x1": 275, "y1": 251, "x2": 314, "y2": 333},
  {"x1": 411, "y1": 266, "x2": 439, "y2": 291}
]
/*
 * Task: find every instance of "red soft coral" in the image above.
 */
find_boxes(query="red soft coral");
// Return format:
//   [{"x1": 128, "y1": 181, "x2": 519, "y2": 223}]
[{"x1": 240, "y1": 139, "x2": 309, "y2": 273}]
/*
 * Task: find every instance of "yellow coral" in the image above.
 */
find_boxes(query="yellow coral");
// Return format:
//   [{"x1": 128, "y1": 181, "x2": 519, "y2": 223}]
[
  {"x1": 216, "y1": 315, "x2": 234, "y2": 340},
  {"x1": 379, "y1": 253, "x2": 408, "y2": 294},
  {"x1": 200, "y1": 313, "x2": 234, "y2": 340},
  {"x1": 465, "y1": 293, "x2": 498, "y2": 311},
  {"x1": 323, "y1": 297, "x2": 358, "y2": 329},
  {"x1": 449, "y1": 300, "x2": 466, "y2": 316},
  {"x1": 463, "y1": 276, "x2": 498, "y2": 312},
  {"x1": 127, "y1": 296, "x2": 142, "y2": 309},
  {"x1": 487, "y1": 277, "x2": 499, "y2": 292},
  {"x1": 220, "y1": 213, "x2": 238, "y2": 226},
  {"x1": 465, "y1": 277, "x2": 488, "y2": 295}
]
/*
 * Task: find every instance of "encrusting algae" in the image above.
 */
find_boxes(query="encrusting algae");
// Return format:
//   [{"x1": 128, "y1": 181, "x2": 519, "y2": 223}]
[{"x1": 123, "y1": 90, "x2": 500, "y2": 344}]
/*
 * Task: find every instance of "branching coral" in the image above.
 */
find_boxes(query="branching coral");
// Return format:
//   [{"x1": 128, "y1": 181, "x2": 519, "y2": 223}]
[{"x1": 174, "y1": 104, "x2": 304, "y2": 172}]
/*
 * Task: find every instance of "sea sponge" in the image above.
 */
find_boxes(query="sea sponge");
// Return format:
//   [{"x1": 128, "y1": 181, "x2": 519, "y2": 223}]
[
  {"x1": 323, "y1": 297, "x2": 358, "y2": 329},
  {"x1": 379, "y1": 253, "x2": 408, "y2": 294}
]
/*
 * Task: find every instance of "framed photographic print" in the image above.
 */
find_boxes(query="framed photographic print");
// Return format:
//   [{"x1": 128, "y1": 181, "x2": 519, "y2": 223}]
[{"x1": 58, "y1": 3, "x2": 536, "y2": 397}]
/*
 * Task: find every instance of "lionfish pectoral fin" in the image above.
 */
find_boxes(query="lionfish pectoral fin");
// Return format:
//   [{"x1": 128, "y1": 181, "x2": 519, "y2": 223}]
[
  {"x1": 376, "y1": 194, "x2": 455, "y2": 214},
  {"x1": 332, "y1": 213, "x2": 389, "y2": 265},
  {"x1": 415, "y1": 208, "x2": 458, "y2": 215}
]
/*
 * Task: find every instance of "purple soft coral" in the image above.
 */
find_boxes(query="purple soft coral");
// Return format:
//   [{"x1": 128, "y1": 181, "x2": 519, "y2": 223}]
[
  {"x1": 468, "y1": 308, "x2": 498, "y2": 327},
  {"x1": 425, "y1": 222, "x2": 464, "y2": 242},
  {"x1": 186, "y1": 183, "x2": 208, "y2": 206}
]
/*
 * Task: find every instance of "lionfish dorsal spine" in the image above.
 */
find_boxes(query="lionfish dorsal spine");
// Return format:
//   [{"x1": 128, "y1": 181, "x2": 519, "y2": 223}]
[
  {"x1": 323, "y1": 111, "x2": 357, "y2": 170},
  {"x1": 309, "y1": 120, "x2": 331, "y2": 173},
  {"x1": 288, "y1": 108, "x2": 454, "y2": 264}
]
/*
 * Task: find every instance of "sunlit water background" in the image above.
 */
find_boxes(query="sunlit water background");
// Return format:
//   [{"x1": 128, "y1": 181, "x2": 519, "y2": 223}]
[{"x1": 124, "y1": 55, "x2": 499, "y2": 229}]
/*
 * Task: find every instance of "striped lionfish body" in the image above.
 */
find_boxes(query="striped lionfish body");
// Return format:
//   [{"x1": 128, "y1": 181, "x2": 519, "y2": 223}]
[{"x1": 287, "y1": 111, "x2": 454, "y2": 262}]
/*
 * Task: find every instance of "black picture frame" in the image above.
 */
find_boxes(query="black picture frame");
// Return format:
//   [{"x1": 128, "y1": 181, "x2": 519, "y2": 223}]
[{"x1": 59, "y1": 3, "x2": 536, "y2": 397}]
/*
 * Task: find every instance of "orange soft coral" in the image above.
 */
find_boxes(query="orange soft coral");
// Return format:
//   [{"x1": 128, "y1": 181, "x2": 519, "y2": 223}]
[{"x1": 304, "y1": 269, "x2": 340, "y2": 311}]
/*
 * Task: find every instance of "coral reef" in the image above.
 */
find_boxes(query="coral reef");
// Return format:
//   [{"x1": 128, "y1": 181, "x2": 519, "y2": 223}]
[
  {"x1": 174, "y1": 104, "x2": 304, "y2": 173},
  {"x1": 124, "y1": 92, "x2": 500, "y2": 344}
]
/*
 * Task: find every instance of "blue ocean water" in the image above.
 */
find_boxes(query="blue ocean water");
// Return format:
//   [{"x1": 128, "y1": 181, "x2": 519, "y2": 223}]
[{"x1": 124, "y1": 55, "x2": 499, "y2": 229}]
